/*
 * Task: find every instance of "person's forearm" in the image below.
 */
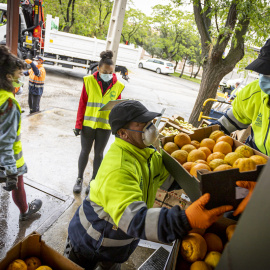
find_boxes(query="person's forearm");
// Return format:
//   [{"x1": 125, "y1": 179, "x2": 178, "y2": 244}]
[{"x1": 118, "y1": 202, "x2": 191, "y2": 243}]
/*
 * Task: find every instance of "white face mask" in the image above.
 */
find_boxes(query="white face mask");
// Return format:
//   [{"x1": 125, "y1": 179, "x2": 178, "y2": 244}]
[
  {"x1": 100, "y1": 73, "x2": 113, "y2": 82},
  {"x1": 142, "y1": 121, "x2": 159, "y2": 146},
  {"x1": 12, "y1": 75, "x2": 25, "y2": 87},
  {"x1": 127, "y1": 121, "x2": 159, "y2": 146}
]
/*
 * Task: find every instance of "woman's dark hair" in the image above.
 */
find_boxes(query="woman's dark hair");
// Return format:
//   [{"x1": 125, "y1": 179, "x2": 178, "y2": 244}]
[
  {"x1": 99, "y1": 50, "x2": 114, "y2": 67},
  {"x1": 0, "y1": 45, "x2": 25, "y2": 92}
]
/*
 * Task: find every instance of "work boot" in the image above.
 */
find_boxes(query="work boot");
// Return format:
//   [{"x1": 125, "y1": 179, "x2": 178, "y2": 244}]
[
  {"x1": 19, "y1": 199, "x2": 42, "y2": 221},
  {"x1": 73, "y1": 177, "x2": 83, "y2": 194}
]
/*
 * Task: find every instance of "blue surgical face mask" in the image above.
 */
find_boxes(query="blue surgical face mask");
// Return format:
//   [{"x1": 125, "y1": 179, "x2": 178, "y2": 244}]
[
  {"x1": 259, "y1": 74, "x2": 270, "y2": 95},
  {"x1": 100, "y1": 73, "x2": 113, "y2": 82}
]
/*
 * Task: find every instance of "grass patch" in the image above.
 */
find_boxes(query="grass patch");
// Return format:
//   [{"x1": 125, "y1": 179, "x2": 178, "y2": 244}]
[{"x1": 170, "y1": 72, "x2": 201, "y2": 84}]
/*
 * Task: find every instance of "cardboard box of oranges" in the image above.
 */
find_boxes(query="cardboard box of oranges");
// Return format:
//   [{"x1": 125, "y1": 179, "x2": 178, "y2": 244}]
[
  {"x1": 175, "y1": 217, "x2": 237, "y2": 270},
  {"x1": 0, "y1": 232, "x2": 83, "y2": 270},
  {"x1": 160, "y1": 125, "x2": 268, "y2": 204}
]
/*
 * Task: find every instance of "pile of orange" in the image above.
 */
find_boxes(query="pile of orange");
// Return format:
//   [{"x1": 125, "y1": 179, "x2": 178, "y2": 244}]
[
  {"x1": 7, "y1": 257, "x2": 53, "y2": 270},
  {"x1": 180, "y1": 224, "x2": 237, "y2": 269},
  {"x1": 163, "y1": 131, "x2": 267, "y2": 178}
]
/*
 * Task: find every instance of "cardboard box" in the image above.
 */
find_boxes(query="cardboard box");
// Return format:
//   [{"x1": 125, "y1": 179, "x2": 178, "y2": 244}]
[
  {"x1": 153, "y1": 188, "x2": 192, "y2": 210},
  {"x1": 199, "y1": 119, "x2": 211, "y2": 128},
  {"x1": 159, "y1": 121, "x2": 193, "y2": 136},
  {"x1": 169, "y1": 114, "x2": 196, "y2": 134},
  {"x1": 0, "y1": 232, "x2": 83, "y2": 270},
  {"x1": 160, "y1": 125, "x2": 268, "y2": 205}
]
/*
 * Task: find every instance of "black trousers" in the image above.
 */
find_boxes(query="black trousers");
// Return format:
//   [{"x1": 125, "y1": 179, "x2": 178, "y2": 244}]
[
  {"x1": 78, "y1": 126, "x2": 111, "y2": 179},
  {"x1": 28, "y1": 93, "x2": 42, "y2": 113}
]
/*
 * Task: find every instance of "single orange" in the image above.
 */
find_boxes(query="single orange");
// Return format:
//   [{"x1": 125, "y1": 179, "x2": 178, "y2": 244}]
[
  {"x1": 209, "y1": 130, "x2": 224, "y2": 141},
  {"x1": 188, "y1": 149, "x2": 206, "y2": 162},
  {"x1": 213, "y1": 141, "x2": 232, "y2": 155},
  {"x1": 163, "y1": 142, "x2": 179, "y2": 154},
  {"x1": 200, "y1": 138, "x2": 216, "y2": 151},
  {"x1": 182, "y1": 162, "x2": 194, "y2": 173},
  {"x1": 174, "y1": 133, "x2": 191, "y2": 148},
  {"x1": 171, "y1": 150, "x2": 188, "y2": 164},
  {"x1": 207, "y1": 152, "x2": 225, "y2": 163},
  {"x1": 190, "y1": 163, "x2": 211, "y2": 178},
  {"x1": 199, "y1": 146, "x2": 212, "y2": 159},
  {"x1": 216, "y1": 135, "x2": 234, "y2": 147},
  {"x1": 190, "y1": 140, "x2": 200, "y2": 149}
]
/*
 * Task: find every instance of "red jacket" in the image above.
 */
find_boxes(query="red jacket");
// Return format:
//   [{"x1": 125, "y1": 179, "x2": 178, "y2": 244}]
[{"x1": 75, "y1": 72, "x2": 122, "y2": 129}]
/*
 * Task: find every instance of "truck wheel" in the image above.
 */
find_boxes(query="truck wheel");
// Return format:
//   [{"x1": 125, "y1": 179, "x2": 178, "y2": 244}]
[
  {"x1": 156, "y1": 68, "x2": 161, "y2": 74},
  {"x1": 91, "y1": 67, "x2": 98, "y2": 74},
  {"x1": 138, "y1": 63, "x2": 143, "y2": 68}
]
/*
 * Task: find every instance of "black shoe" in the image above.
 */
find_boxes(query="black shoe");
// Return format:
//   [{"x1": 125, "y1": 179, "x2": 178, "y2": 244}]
[
  {"x1": 85, "y1": 183, "x2": 90, "y2": 195},
  {"x1": 19, "y1": 199, "x2": 42, "y2": 221},
  {"x1": 73, "y1": 177, "x2": 83, "y2": 193}
]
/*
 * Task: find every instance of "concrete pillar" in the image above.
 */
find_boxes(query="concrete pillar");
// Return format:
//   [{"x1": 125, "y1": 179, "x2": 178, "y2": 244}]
[{"x1": 106, "y1": 0, "x2": 127, "y2": 65}]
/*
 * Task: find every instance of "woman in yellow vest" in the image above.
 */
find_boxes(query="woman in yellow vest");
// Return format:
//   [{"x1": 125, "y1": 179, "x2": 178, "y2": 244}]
[
  {"x1": 0, "y1": 45, "x2": 42, "y2": 221},
  {"x1": 73, "y1": 50, "x2": 125, "y2": 195}
]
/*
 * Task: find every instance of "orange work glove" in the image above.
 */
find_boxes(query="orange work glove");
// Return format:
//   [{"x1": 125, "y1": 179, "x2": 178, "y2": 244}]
[
  {"x1": 185, "y1": 193, "x2": 233, "y2": 229},
  {"x1": 25, "y1": 59, "x2": 32, "y2": 64},
  {"x1": 233, "y1": 181, "x2": 256, "y2": 216}
]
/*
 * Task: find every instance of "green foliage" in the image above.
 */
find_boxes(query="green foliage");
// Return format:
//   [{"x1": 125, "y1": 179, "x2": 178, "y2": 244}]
[
  {"x1": 121, "y1": 7, "x2": 151, "y2": 46},
  {"x1": 43, "y1": 0, "x2": 113, "y2": 39},
  {"x1": 141, "y1": 3, "x2": 201, "y2": 65}
]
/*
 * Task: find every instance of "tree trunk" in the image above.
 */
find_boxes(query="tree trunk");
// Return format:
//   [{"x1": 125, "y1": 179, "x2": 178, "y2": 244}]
[
  {"x1": 174, "y1": 60, "x2": 179, "y2": 72},
  {"x1": 190, "y1": 63, "x2": 194, "y2": 78},
  {"x1": 188, "y1": 62, "x2": 235, "y2": 127},
  {"x1": 179, "y1": 57, "x2": 187, "y2": 78},
  {"x1": 193, "y1": 65, "x2": 201, "y2": 78}
]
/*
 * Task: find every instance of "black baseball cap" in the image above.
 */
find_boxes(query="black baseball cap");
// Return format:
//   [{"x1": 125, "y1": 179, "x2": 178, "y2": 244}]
[
  {"x1": 33, "y1": 56, "x2": 44, "y2": 62},
  {"x1": 109, "y1": 100, "x2": 161, "y2": 135},
  {"x1": 245, "y1": 39, "x2": 270, "y2": 75}
]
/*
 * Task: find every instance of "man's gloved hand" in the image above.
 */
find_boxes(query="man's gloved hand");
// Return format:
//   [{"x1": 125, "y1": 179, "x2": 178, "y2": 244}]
[
  {"x1": 25, "y1": 59, "x2": 32, "y2": 64},
  {"x1": 73, "y1": 128, "x2": 81, "y2": 136},
  {"x1": 3, "y1": 174, "x2": 18, "y2": 191},
  {"x1": 233, "y1": 181, "x2": 256, "y2": 216},
  {"x1": 185, "y1": 193, "x2": 233, "y2": 229}
]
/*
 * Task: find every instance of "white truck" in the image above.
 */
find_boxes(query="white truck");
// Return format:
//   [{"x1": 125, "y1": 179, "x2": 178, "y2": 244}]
[
  {"x1": 43, "y1": 15, "x2": 142, "y2": 78},
  {"x1": 0, "y1": 2, "x2": 142, "y2": 80}
]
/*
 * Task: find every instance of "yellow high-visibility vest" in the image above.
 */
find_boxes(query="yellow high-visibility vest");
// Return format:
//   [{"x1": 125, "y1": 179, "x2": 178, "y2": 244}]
[
  {"x1": 0, "y1": 90, "x2": 25, "y2": 168},
  {"x1": 83, "y1": 75, "x2": 124, "y2": 129}
]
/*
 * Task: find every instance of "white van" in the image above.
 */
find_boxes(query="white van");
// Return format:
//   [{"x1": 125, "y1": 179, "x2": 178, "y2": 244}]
[{"x1": 138, "y1": 58, "x2": 174, "y2": 74}]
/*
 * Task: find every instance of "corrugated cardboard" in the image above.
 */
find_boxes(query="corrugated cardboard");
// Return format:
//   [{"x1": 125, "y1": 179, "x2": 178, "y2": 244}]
[
  {"x1": 0, "y1": 232, "x2": 83, "y2": 270},
  {"x1": 153, "y1": 189, "x2": 192, "y2": 210}
]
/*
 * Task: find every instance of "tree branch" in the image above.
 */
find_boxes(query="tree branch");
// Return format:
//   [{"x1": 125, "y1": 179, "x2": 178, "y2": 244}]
[
  {"x1": 225, "y1": 16, "x2": 250, "y2": 67},
  {"x1": 212, "y1": 3, "x2": 237, "y2": 61},
  {"x1": 193, "y1": 0, "x2": 211, "y2": 56}
]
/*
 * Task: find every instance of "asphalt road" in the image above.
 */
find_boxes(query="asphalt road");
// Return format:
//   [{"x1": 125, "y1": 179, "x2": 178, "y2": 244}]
[{"x1": 17, "y1": 65, "x2": 200, "y2": 122}]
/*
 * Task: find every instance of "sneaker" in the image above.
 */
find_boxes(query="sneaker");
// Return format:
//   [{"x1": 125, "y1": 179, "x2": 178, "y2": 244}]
[
  {"x1": 73, "y1": 177, "x2": 83, "y2": 194},
  {"x1": 85, "y1": 183, "x2": 90, "y2": 195},
  {"x1": 19, "y1": 199, "x2": 42, "y2": 221}
]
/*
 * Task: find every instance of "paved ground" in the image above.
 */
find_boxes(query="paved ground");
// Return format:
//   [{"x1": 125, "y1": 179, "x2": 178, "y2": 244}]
[{"x1": 0, "y1": 65, "x2": 200, "y2": 268}]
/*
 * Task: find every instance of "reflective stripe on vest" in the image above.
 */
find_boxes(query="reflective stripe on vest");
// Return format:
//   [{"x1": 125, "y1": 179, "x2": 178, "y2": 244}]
[
  {"x1": 79, "y1": 204, "x2": 135, "y2": 247},
  {"x1": 83, "y1": 75, "x2": 124, "y2": 130},
  {"x1": 0, "y1": 90, "x2": 25, "y2": 168}
]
